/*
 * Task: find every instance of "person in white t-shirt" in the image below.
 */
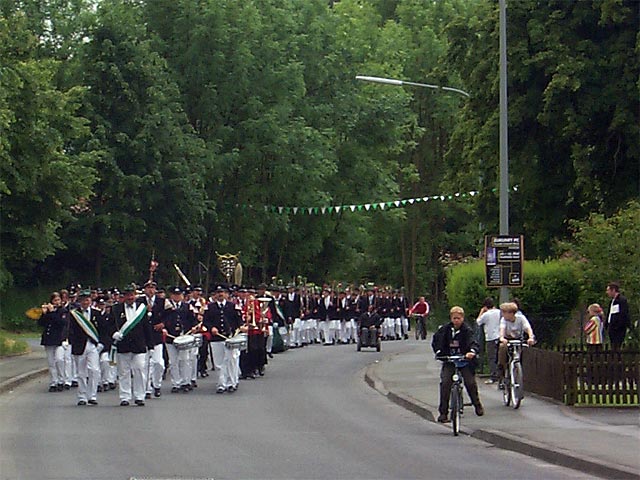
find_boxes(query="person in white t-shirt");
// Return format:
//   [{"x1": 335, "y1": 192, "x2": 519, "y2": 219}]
[
  {"x1": 497, "y1": 302, "x2": 535, "y2": 385},
  {"x1": 476, "y1": 297, "x2": 501, "y2": 384}
]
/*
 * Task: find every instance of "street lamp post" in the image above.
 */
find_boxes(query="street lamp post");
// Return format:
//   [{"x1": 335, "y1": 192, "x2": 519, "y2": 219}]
[
  {"x1": 499, "y1": 0, "x2": 509, "y2": 304},
  {"x1": 356, "y1": 75, "x2": 471, "y2": 98}
]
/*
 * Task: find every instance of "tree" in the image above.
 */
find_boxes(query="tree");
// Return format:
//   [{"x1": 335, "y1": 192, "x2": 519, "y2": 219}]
[{"x1": 0, "y1": 11, "x2": 97, "y2": 289}]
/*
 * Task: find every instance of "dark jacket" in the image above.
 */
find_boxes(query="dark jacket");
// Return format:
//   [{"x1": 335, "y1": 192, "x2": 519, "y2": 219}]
[
  {"x1": 606, "y1": 294, "x2": 630, "y2": 343},
  {"x1": 68, "y1": 307, "x2": 104, "y2": 355},
  {"x1": 39, "y1": 307, "x2": 69, "y2": 346},
  {"x1": 284, "y1": 293, "x2": 302, "y2": 321},
  {"x1": 161, "y1": 300, "x2": 195, "y2": 344},
  {"x1": 109, "y1": 301, "x2": 153, "y2": 354},
  {"x1": 317, "y1": 295, "x2": 337, "y2": 320},
  {"x1": 203, "y1": 301, "x2": 241, "y2": 342},
  {"x1": 141, "y1": 295, "x2": 166, "y2": 346},
  {"x1": 358, "y1": 311, "x2": 381, "y2": 329},
  {"x1": 431, "y1": 321, "x2": 480, "y2": 368}
]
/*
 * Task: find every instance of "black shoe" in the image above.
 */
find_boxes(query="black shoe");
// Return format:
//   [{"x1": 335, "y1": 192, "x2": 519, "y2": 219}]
[
  {"x1": 145, "y1": 392, "x2": 151, "y2": 399},
  {"x1": 216, "y1": 386, "x2": 226, "y2": 394},
  {"x1": 48, "y1": 385, "x2": 57, "y2": 393},
  {"x1": 88, "y1": 399, "x2": 98, "y2": 406},
  {"x1": 108, "y1": 382, "x2": 116, "y2": 390},
  {"x1": 171, "y1": 386, "x2": 180, "y2": 393},
  {"x1": 57, "y1": 384, "x2": 64, "y2": 391},
  {"x1": 498, "y1": 381, "x2": 505, "y2": 390},
  {"x1": 154, "y1": 387, "x2": 161, "y2": 398},
  {"x1": 120, "y1": 400, "x2": 130, "y2": 406},
  {"x1": 77, "y1": 400, "x2": 87, "y2": 406},
  {"x1": 258, "y1": 367, "x2": 265, "y2": 377},
  {"x1": 97, "y1": 385, "x2": 103, "y2": 393},
  {"x1": 268, "y1": 353, "x2": 274, "y2": 358},
  {"x1": 181, "y1": 385, "x2": 190, "y2": 393},
  {"x1": 437, "y1": 414, "x2": 450, "y2": 423},
  {"x1": 227, "y1": 385, "x2": 236, "y2": 393},
  {"x1": 475, "y1": 403, "x2": 485, "y2": 416},
  {"x1": 64, "y1": 384, "x2": 71, "y2": 390},
  {"x1": 200, "y1": 371, "x2": 209, "y2": 378},
  {"x1": 135, "y1": 399, "x2": 145, "y2": 406},
  {"x1": 191, "y1": 380, "x2": 198, "y2": 388},
  {"x1": 71, "y1": 381, "x2": 78, "y2": 387}
]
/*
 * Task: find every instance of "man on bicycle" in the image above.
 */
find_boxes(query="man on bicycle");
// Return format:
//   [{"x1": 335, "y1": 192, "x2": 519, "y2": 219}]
[
  {"x1": 409, "y1": 296, "x2": 429, "y2": 340},
  {"x1": 497, "y1": 302, "x2": 536, "y2": 387},
  {"x1": 432, "y1": 306, "x2": 484, "y2": 423}
]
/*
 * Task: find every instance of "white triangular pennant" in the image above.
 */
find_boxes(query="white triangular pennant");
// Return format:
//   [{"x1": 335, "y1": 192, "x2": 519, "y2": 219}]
[
  {"x1": 379, "y1": 202, "x2": 385, "y2": 209},
  {"x1": 350, "y1": 205, "x2": 356, "y2": 212},
  {"x1": 293, "y1": 207, "x2": 298, "y2": 214},
  {"x1": 394, "y1": 200, "x2": 401, "y2": 207},
  {"x1": 278, "y1": 207, "x2": 284, "y2": 214},
  {"x1": 336, "y1": 206, "x2": 341, "y2": 213},
  {"x1": 321, "y1": 207, "x2": 326, "y2": 214},
  {"x1": 364, "y1": 204, "x2": 371, "y2": 211},
  {"x1": 408, "y1": 199, "x2": 415, "y2": 204}
]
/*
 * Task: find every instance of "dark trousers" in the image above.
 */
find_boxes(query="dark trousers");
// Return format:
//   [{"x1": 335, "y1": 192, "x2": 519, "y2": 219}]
[
  {"x1": 485, "y1": 340, "x2": 498, "y2": 380},
  {"x1": 198, "y1": 337, "x2": 210, "y2": 372},
  {"x1": 438, "y1": 363, "x2": 480, "y2": 415},
  {"x1": 240, "y1": 334, "x2": 266, "y2": 376}
]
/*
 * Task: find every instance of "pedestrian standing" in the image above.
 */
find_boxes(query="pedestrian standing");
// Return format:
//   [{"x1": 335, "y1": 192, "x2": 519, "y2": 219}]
[
  {"x1": 476, "y1": 297, "x2": 501, "y2": 384},
  {"x1": 584, "y1": 303, "x2": 604, "y2": 351},
  {"x1": 39, "y1": 292, "x2": 68, "y2": 392},
  {"x1": 605, "y1": 281, "x2": 630, "y2": 351}
]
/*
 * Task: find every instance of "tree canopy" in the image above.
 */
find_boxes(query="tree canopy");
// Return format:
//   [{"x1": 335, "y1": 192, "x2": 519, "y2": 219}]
[{"x1": 1, "y1": 0, "x2": 637, "y2": 302}]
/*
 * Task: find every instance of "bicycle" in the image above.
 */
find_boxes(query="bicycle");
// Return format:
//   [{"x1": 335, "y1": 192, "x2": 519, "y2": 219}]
[
  {"x1": 501, "y1": 339, "x2": 528, "y2": 409},
  {"x1": 412, "y1": 314, "x2": 426, "y2": 340},
  {"x1": 436, "y1": 354, "x2": 468, "y2": 436}
]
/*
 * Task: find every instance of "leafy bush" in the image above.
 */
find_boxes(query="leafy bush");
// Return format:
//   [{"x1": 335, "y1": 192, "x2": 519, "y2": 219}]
[{"x1": 445, "y1": 259, "x2": 581, "y2": 346}]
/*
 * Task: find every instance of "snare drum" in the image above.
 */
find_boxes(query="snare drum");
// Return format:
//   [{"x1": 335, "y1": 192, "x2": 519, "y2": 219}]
[
  {"x1": 225, "y1": 333, "x2": 248, "y2": 351},
  {"x1": 173, "y1": 334, "x2": 196, "y2": 350}
]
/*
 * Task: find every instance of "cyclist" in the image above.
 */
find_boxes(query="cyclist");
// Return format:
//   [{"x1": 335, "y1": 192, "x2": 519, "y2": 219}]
[
  {"x1": 497, "y1": 302, "x2": 536, "y2": 387},
  {"x1": 432, "y1": 306, "x2": 484, "y2": 423},
  {"x1": 409, "y1": 296, "x2": 429, "y2": 340}
]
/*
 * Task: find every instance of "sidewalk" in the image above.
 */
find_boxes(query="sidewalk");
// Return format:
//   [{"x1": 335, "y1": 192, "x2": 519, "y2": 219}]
[
  {"x1": 0, "y1": 340, "x2": 47, "y2": 394},
  {"x1": 365, "y1": 341, "x2": 640, "y2": 480}
]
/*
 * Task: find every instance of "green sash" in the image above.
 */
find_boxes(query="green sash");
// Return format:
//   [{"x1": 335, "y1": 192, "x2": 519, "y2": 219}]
[
  {"x1": 70, "y1": 309, "x2": 100, "y2": 344},
  {"x1": 118, "y1": 303, "x2": 147, "y2": 338}
]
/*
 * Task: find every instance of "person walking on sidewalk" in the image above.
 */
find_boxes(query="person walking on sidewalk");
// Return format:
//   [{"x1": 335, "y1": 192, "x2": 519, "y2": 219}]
[
  {"x1": 432, "y1": 306, "x2": 484, "y2": 423},
  {"x1": 605, "y1": 281, "x2": 630, "y2": 351},
  {"x1": 476, "y1": 297, "x2": 501, "y2": 384}
]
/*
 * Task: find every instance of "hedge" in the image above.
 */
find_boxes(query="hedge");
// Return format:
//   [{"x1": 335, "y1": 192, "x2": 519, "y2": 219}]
[{"x1": 445, "y1": 259, "x2": 581, "y2": 346}]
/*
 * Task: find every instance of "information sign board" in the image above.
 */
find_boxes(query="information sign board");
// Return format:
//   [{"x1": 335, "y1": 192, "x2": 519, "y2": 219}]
[{"x1": 484, "y1": 235, "x2": 523, "y2": 287}]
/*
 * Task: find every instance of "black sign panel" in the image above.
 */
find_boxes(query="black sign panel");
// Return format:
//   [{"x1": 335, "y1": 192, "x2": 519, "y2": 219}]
[{"x1": 484, "y1": 235, "x2": 523, "y2": 287}]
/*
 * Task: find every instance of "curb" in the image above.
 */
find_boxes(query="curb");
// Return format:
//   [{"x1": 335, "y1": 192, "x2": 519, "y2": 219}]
[
  {"x1": 0, "y1": 367, "x2": 48, "y2": 395},
  {"x1": 364, "y1": 365, "x2": 638, "y2": 480}
]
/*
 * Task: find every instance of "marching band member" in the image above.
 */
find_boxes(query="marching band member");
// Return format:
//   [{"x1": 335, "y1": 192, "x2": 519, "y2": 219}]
[
  {"x1": 109, "y1": 284, "x2": 153, "y2": 406},
  {"x1": 68, "y1": 290, "x2": 106, "y2": 406},
  {"x1": 203, "y1": 285, "x2": 244, "y2": 393},
  {"x1": 96, "y1": 297, "x2": 117, "y2": 391},
  {"x1": 285, "y1": 284, "x2": 303, "y2": 348},
  {"x1": 142, "y1": 281, "x2": 165, "y2": 398},
  {"x1": 38, "y1": 292, "x2": 69, "y2": 392},
  {"x1": 318, "y1": 288, "x2": 336, "y2": 345},
  {"x1": 162, "y1": 287, "x2": 195, "y2": 393}
]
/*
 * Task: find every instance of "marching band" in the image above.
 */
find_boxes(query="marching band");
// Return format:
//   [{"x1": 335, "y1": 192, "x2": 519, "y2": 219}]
[{"x1": 36, "y1": 280, "x2": 416, "y2": 405}]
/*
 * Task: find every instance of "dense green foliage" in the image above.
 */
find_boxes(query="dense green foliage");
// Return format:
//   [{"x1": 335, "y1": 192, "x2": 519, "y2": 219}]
[
  {"x1": 0, "y1": 0, "x2": 637, "y2": 307},
  {"x1": 445, "y1": 259, "x2": 581, "y2": 345}
]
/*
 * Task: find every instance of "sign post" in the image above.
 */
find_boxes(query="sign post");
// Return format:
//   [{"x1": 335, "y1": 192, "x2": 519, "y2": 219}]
[{"x1": 485, "y1": 235, "x2": 523, "y2": 288}]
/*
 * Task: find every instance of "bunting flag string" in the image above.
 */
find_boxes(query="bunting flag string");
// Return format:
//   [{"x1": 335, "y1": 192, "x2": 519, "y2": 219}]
[{"x1": 235, "y1": 186, "x2": 518, "y2": 215}]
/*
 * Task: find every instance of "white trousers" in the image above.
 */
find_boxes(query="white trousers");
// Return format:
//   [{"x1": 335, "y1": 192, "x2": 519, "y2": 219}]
[
  {"x1": 45, "y1": 345, "x2": 65, "y2": 386},
  {"x1": 304, "y1": 319, "x2": 318, "y2": 343},
  {"x1": 291, "y1": 318, "x2": 302, "y2": 346},
  {"x1": 145, "y1": 344, "x2": 165, "y2": 392},
  {"x1": 211, "y1": 342, "x2": 239, "y2": 389},
  {"x1": 116, "y1": 352, "x2": 147, "y2": 402},
  {"x1": 99, "y1": 352, "x2": 117, "y2": 385},
  {"x1": 165, "y1": 343, "x2": 191, "y2": 388},
  {"x1": 63, "y1": 343, "x2": 76, "y2": 385},
  {"x1": 265, "y1": 326, "x2": 273, "y2": 354},
  {"x1": 73, "y1": 343, "x2": 100, "y2": 402},
  {"x1": 189, "y1": 346, "x2": 198, "y2": 382}
]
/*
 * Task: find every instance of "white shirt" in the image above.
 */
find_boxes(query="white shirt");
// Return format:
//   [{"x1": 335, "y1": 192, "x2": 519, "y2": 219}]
[{"x1": 477, "y1": 308, "x2": 501, "y2": 341}]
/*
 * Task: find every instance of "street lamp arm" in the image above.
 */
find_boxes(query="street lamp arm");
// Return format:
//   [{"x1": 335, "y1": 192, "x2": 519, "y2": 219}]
[{"x1": 356, "y1": 75, "x2": 470, "y2": 98}]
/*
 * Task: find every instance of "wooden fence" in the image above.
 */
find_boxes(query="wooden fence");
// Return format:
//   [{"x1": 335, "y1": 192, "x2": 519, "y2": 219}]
[{"x1": 522, "y1": 347, "x2": 639, "y2": 406}]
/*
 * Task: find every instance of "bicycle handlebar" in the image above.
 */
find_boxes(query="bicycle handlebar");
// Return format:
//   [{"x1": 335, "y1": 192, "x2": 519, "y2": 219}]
[{"x1": 435, "y1": 354, "x2": 466, "y2": 362}]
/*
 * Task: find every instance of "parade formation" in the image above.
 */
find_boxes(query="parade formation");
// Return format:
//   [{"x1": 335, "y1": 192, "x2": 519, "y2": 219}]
[{"x1": 35, "y1": 279, "x2": 419, "y2": 407}]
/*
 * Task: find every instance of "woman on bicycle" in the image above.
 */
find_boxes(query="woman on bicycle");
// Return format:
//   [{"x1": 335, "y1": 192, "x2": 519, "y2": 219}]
[
  {"x1": 432, "y1": 306, "x2": 484, "y2": 423},
  {"x1": 497, "y1": 302, "x2": 536, "y2": 385}
]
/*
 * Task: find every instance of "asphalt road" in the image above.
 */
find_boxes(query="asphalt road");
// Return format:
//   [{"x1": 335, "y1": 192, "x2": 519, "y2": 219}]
[{"x1": 0, "y1": 341, "x2": 596, "y2": 480}]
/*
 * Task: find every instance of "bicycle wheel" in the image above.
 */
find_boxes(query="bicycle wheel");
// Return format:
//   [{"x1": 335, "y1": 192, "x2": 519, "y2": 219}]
[
  {"x1": 510, "y1": 362, "x2": 523, "y2": 409},
  {"x1": 414, "y1": 321, "x2": 420, "y2": 340},
  {"x1": 450, "y1": 385, "x2": 461, "y2": 436},
  {"x1": 502, "y1": 374, "x2": 511, "y2": 406}
]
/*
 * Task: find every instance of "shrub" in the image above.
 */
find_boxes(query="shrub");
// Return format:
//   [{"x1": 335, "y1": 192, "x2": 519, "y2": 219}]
[{"x1": 445, "y1": 259, "x2": 581, "y2": 346}]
